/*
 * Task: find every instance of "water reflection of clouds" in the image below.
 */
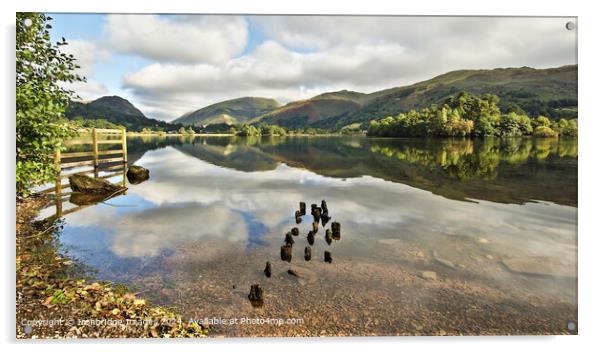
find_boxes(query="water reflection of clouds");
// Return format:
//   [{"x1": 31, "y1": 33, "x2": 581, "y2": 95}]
[
  {"x1": 66, "y1": 201, "x2": 248, "y2": 258},
  {"x1": 124, "y1": 147, "x2": 576, "y2": 259},
  {"x1": 63, "y1": 145, "x2": 576, "y2": 263}
]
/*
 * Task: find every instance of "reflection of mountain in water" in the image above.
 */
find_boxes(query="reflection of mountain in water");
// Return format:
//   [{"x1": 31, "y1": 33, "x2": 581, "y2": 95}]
[{"x1": 127, "y1": 136, "x2": 577, "y2": 206}]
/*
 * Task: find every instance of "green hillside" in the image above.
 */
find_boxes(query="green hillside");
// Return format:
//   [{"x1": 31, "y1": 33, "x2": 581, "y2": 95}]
[
  {"x1": 251, "y1": 98, "x2": 361, "y2": 128},
  {"x1": 251, "y1": 65, "x2": 577, "y2": 129},
  {"x1": 173, "y1": 97, "x2": 280, "y2": 126},
  {"x1": 324, "y1": 65, "x2": 578, "y2": 129},
  {"x1": 65, "y1": 96, "x2": 177, "y2": 131}
]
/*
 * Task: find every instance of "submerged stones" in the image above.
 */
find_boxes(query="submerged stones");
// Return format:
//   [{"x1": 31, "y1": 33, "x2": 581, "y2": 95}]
[
  {"x1": 264, "y1": 261, "x2": 272, "y2": 278},
  {"x1": 304, "y1": 246, "x2": 312, "y2": 261},
  {"x1": 281, "y1": 245, "x2": 292, "y2": 262},
  {"x1": 324, "y1": 251, "x2": 333, "y2": 263},
  {"x1": 248, "y1": 284, "x2": 264, "y2": 308},
  {"x1": 126, "y1": 165, "x2": 150, "y2": 185},
  {"x1": 420, "y1": 271, "x2": 438, "y2": 281}
]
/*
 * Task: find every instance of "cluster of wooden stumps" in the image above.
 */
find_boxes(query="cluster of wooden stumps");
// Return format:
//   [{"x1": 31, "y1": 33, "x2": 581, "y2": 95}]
[{"x1": 248, "y1": 200, "x2": 342, "y2": 308}]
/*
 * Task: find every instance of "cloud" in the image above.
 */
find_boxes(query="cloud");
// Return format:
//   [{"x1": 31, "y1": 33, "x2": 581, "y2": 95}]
[
  {"x1": 117, "y1": 16, "x2": 575, "y2": 121},
  {"x1": 59, "y1": 39, "x2": 109, "y2": 101},
  {"x1": 104, "y1": 14, "x2": 248, "y2": 65}
]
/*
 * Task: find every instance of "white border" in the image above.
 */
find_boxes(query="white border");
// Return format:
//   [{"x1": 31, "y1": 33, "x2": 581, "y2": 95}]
[{"x1": 3, "y1": 1, "x2": 601, "y2": 351}]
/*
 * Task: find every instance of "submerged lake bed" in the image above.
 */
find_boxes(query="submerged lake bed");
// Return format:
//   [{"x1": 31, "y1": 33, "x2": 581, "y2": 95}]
[{"x1": 43, "y1": 136, "x2": 577, "y2": 336}]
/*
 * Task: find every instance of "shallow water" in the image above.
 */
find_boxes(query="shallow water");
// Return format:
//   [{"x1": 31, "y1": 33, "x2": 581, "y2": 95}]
[{"x1": 46, "y1": 136, "x2": 578, "y2": 336}]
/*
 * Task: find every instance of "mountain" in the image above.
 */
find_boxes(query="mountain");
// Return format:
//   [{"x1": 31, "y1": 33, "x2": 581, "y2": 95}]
[
  {"x1": 65, "y1": 96, "x2": 177, "y2": 131},
  {"x1": 250, "y1": 98, "x2": 362, "y2": 128},
  {"x1": 173, "y1": 97, "x2": 280, "y2": 126},
  {"x1": 253, "y1": 65, "x2": 577, "y2": 129}
]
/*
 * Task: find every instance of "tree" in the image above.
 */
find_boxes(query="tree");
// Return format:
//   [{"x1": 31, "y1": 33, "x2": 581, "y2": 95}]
[{"x1": 16, "y1": 13, "x2": 84, "y2": 194}]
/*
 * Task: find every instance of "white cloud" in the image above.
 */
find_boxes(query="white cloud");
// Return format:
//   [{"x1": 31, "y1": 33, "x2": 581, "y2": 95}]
[
  {"x1": 59, "y1": 39, "x2": 109, "y2": 101},
  {"x1": 104, "y1": 14, "x2": 248, "y2": 65},
  {"x1": 63, "y1": 15, "x2": 575, "y2": 120}
]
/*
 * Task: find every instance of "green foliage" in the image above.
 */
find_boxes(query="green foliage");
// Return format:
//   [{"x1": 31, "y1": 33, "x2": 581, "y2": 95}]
[
  {"x1": 533, "y1": 125, "x2": 558, "y2": 138},
  {"x1": 367, "y1": 92, "x2": 574, "y2": 139},
  {"x1": 71, "y1": 117, "x2": 125, "y2": 130},
  {"x1": 16, "y1": 13, "x2": 84, "y2": 194}
]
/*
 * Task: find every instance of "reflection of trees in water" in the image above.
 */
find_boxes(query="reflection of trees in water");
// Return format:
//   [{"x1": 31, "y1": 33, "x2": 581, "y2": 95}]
[
  {"x1": 125, "y1": 135, "x2": 577, "y2": 206},
  {"x1": 369, "y1": 137, "x2": 577, "y2": 181}
]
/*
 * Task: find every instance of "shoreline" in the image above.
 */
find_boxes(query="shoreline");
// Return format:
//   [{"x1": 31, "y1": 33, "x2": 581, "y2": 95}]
[{"x1": 15, "y1": 195, "x2": 208, "y2": 339}]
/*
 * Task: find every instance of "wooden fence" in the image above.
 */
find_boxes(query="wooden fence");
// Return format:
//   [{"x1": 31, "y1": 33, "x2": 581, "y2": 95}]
[{"x1": 39, "y1": 128, "x2": 128, "y2": 218}]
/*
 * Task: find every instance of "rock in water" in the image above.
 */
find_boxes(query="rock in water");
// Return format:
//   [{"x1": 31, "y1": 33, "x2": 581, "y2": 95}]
[
  {"x1": 304, "y1": 246, "x2": 311, "y2": 261},
  {"x1": 287, "y1": 269, "x2": 300, "y2": 277},
  {"x1": 307, "y1": 231, "x2": 315, "y2": 245},
  {"x1": 324, "y1": 251, "x2": 333, "y2": 263},
  {"x1": 325, "y1": 229, "x2": 333, "y2": 245},
  {"x1": 300, "y1": 202, "x2": 306, "y2": 216},
  {"x1": 281, "y1": 245, "x2": 292, "y2": 262},
  {"x1": 291, "y1": 227, "x2": 300, "y2": 236},
  {"x1": 264, "y1": 261, "x2": 272, "y2": 278},
  {"x1": 69, "y1": 174, "x2": 126, "y2": 194},
  {"x1": 420, "y1": 271, "x2": 438, "y2": 281},
  {"x1": 285, "y1": 232, "x2": 295, "y2": 245},
  {"x1": 69, "y1": 192, "x2": 120, "y2": 206},
  {"x1": 248, "y1": 284, "x2": 264, "y2": 308},
  {"x1": 321, "y1": 200, "x2": 329, "y2": 215},
  {"x1": 126, "y1": 165, "x2": 150, "y2": 185}
]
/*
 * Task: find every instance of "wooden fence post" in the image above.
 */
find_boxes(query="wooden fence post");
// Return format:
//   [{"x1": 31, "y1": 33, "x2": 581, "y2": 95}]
[
  {"x1": 54, "y1": 148, "x2": 62, "y2": 218},
  {"x1": 92, "y1": 128, "x2": 99, "y2": 177}
]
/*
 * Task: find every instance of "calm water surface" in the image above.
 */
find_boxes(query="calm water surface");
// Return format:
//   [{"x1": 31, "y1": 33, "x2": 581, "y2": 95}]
[{"x1": 43, "y1": 136, "x2": 578, "y2": 335}]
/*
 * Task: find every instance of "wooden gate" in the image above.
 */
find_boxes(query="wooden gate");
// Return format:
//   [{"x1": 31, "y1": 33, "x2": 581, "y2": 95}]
[{"x1": 39, "y1": 128, "x2": 128, "y2": 218}]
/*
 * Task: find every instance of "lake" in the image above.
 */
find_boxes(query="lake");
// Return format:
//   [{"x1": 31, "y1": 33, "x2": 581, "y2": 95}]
[{"x1": 42, "y1": 136, "x2": 578, "y2": 336}]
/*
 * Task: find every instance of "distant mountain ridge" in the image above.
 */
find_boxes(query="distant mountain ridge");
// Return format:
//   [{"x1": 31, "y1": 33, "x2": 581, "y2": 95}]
[
  {"x1": 65, "y1": 96, "x2": 176, "y2": 131},
  {"x1": 67, "y1": 65, "x2": 577, "y2": 131},
  {"x1": 255, "y1": 65, "x2": 578, "y2": 129},
  {"x1": 173, "y1": 97, "x2": 281, "y2": 126}
]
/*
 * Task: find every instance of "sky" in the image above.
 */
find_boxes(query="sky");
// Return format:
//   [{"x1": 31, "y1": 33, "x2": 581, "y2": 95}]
[{"x1": 48, "y1": 14, "x2": 577, "y2": 122}]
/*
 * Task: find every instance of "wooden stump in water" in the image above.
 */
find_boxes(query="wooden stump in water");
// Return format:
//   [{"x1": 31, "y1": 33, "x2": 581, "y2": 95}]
[
  {"x1": 248, "y1": 284, "x2": 264, "y2": 308},
  {"x1": 332, "y1": 222, "x2": 341, "y2": 238},
  {"x1": 291, "y1": 227, "x2": 300, "y2": 236},
  {"x1": 281, "y1": 244, "x2": 292, "y2": 262},
  {"x1": 295, "y1": 211, "x2": 302, "y2": 224},
  {"x1": 321, "y1": 214, "x2": 331, "y2": 227},
  {"x1": 300, "y1": 202, "x2": 306, "y2": 216},
  {"x1": 264, "y1": 261, "x2": 272, "y2": 278},
  {"x1": 285, "y1": 232, "x2": 295, "y2": 245},
  {"x1": 312, "y1": 207, "x2": 322, "y2": 222},
  {"x1": 312, "y1": 221, "x2": 319, "y2": 234},
  {"x1": 324, "y1": 251, "x2": 333, "y2": 263},
  {"x1": 307, "y1": 231, "x2": 315, "y2": 245},
  {"x1": 321, "y1": 200, "x2": 329, "y2": 215},
  {"x1": 325, "y1": 229, "x2": 333, "y2": 245},
  {"x1": 304, "y1": 246, "x2": 311, "y2": 261}
]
